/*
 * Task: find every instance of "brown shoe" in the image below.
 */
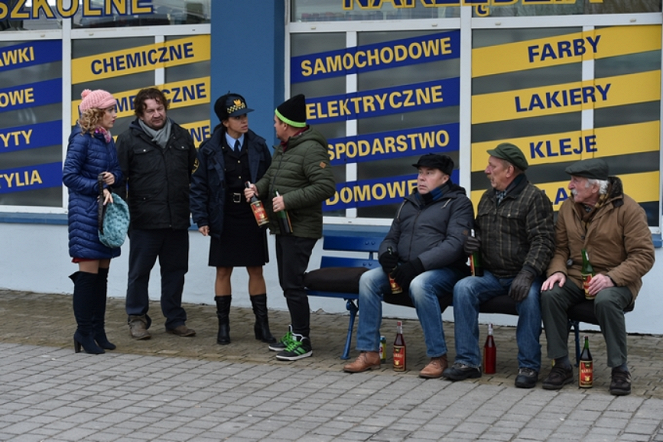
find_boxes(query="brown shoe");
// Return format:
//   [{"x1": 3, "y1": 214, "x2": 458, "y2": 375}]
[
  {"x1": 128, "y1": 315, "x2": 151, "y2": 340},
  {"x1": 166, "y1": 325, "x2": 196, "y2": 337},
  {"x1": 343, "y1": 351, "x2": 380, "y2": 373},
  {"x1": 419, "y1": 355, "x2": 448, "y2": 379}
]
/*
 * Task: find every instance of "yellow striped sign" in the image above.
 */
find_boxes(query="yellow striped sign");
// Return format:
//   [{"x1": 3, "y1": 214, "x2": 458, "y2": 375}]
[
  {"x1": 71, "y1": 35, "x2": 210, "y2": 84},
  {"x1": 471, "y1": 121, "x2": 660, "y2": 171},
  {"x1": 472, "y1": 70, "x2": 661, "y2": 124},
  {"x1": 71, "y1": 77, "x2": 211, "y2": 122},
  {"x1": 473, "y1": 26, "x2": 661, "y2": 78},
  {"x1": 470, "y1": 171, "x2": 659, "y2": 212}
]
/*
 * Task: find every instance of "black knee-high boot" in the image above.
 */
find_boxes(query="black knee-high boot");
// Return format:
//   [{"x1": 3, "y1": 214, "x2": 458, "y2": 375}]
[
  {"x1": 70, "y1": 271, "x2": 104, "y2": 354},
  {"x1": 250, "y1": 294, "x2": 276, "y2": 343},
  {"x1": 92, "y1": 268, "x2": 115, "y2": 350},
  {"x1": 215, "y1": 295, "x2": 231, "y2": 345}
]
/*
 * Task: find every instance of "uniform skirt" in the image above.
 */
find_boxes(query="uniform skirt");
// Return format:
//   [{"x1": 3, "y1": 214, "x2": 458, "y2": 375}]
[{"x1": 208, "y1": 195, "x2": 269, "y2": 267}]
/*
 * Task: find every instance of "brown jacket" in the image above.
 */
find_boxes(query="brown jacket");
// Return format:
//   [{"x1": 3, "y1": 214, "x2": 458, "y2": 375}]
[{"x1": 547, "y1": 176, "x2": 654, "y2": 301}]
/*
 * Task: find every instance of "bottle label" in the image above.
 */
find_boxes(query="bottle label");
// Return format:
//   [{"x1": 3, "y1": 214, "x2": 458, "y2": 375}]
[
  {"x1": 389, "y1": 275, "x2": 402, "y2": 294},
  {"x1": 582, "y1": 273, "x2": 594, "y2": 300},
  {"x1": 393, "y1": 345, "x2": 405, "y2": 371},
  {"x1": 250, "y1": 201, "x2": 269, "y2": 226},
  {"x1": 579, "y1": 360, "x2": 593, "y2": 388},
  {"x1": 379, "y1": 337, "x2": 386, "y2": 363}
]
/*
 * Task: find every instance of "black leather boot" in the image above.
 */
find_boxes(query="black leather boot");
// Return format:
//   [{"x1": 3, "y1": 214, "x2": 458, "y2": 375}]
[
  {"x1": 92, "y1": 267, "x2": 116, "y2": 350},
  {"x1": 215, "y1": 295, "x2": 231, "y2": 345},
  {"x1": 70, "y1": 271, "x2": 104, "y2": 355},
  {"x1": 250, "y1": 294, "x2": 276, "y2": 343}
]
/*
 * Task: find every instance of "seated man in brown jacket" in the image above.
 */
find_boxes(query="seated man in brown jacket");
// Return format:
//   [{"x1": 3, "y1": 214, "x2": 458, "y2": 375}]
[{"x1": 541, "y1": 158, "x2": 655, "y2": 396}]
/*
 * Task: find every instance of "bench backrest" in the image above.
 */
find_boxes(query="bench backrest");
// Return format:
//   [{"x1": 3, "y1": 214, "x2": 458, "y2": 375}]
[{"x1": 319, "y1": 234, "x2": 384, "y2": 269}]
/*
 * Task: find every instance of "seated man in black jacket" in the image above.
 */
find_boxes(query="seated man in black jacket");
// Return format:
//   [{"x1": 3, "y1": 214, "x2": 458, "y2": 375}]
[{"x1": 343, "y1": 154, "x2": 473, "y2": 379}]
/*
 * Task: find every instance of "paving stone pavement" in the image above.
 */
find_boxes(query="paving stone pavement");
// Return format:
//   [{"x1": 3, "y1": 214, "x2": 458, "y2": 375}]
[{"x1": 1, "y1": 289, "x2": 662, "y2": 441}]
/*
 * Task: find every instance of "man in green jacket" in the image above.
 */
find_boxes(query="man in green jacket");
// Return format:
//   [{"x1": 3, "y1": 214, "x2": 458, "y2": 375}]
[
  {"x1": 541, "y1": 158, "x2": 654, "y2": 396},
  {"x1": 244, "y1": 94, "x2": 336, "y2": 361}
]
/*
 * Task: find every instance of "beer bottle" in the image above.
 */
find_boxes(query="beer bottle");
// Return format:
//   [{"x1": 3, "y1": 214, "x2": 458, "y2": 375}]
[
  {"x1": 581, "y1": 249, "x2": 595, "y2": 300},
  {"x1": 245, "y1": 182, "x2": 269, "y2": 226},
  {"x1": 483, "y1": 323, "x2": 496, "y2": 374},
  {"x1": 274, "y1": 190, "x2": 293, "y2": 234},
  {"x1": 470, "y1": 229, "x2": 483, "y2": 277},
  {"x1": 393, "y1": 321, "x2": 406, "y2": 372},
  {"x1": 379, "y1": 336, "x2": 387, "y2": 363},
  {"x1": 387, "y1": 247, "x2": 402, "y2": 294},
  {"x1": 579, "y1": 335, "x2": 593, "y2": 388}
]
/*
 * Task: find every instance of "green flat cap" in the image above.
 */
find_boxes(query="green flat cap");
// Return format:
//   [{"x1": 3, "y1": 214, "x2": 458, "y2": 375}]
[
  {"x1": 487, "y1": 142, "x2": 528, "y2": 171},
  {"x1": 565, "y1": 158, "x2": 609, "y2": 180}
]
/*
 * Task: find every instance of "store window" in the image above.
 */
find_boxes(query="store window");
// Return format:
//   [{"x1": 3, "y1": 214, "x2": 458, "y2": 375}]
[
  {"x1": 0, "y1": 0, "x2": 211, "y2": 31},
  {"x1": 470, "y1": 25, "x2": 661, "y2": 226},
  {"x1": 291, "y1": 0, "x2": 660, "y2": 22},
  {"x1": 290, "y1": 28, "x2": 461, "y2": 219},
  {"x1": 0, "y1": 39, "x2": 63, "y2": 207}
]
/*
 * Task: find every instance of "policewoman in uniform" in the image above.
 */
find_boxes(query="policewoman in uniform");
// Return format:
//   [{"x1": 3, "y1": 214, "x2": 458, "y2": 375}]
[{"x1": 190, "y1": 93, "x2": 275, "y2": 346}]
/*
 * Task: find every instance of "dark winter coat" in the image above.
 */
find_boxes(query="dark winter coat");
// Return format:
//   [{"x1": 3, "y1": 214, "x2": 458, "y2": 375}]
[
  {"x1": 115, "y1": 119, "x2": 197, "y2": 230},
  {"x1": 190, "y1": 126, "x2": 272, "y2": 238},
  {"x1": 379, "y1": 182, "x2": 474, "y2": 272},
  {"x1": 63, "y1": 125, "x2": 123, "y2": 259},
  {"x1": 254, "y1": 126, "x2": 336, "y2": 239}
]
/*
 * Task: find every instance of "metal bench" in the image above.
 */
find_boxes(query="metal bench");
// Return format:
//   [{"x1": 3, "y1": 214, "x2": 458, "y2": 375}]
[{"x1": 304, "y1": 231, "x2": 519, "y2": 359}]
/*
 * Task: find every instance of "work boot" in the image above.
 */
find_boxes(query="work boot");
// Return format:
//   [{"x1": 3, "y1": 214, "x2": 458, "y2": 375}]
[
  {"x1": 215, "y1": 295, "x2": 231, "y2": 345},
  {"x1": 92, "y1": 267, "x2": 115, "y2": 350},
  {"x1": 609, "y1": 367, "x2": 632, "y2": 396},
  {"x1": 71, "y1": 271, "x2": 105, "y2": 355},
  {"x1": 419, "y1": 355, "x2": 448, "y2": 379},
  {"x1": 250, "y1": 294, "x2": 276, "y2": 343},
  {"x1": 343, "y1": 351, "x2": 380, "y2": 373},
  {"x1": 128, "y1": 315, "x2": 151, "y2": 340},
  {"x1": 542, "y1": 364, "x2": 573, "y2": 390}
]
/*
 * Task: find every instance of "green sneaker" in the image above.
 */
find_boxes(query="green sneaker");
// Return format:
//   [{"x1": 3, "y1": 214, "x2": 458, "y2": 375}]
[
  {"x1": 269, "y1": 326, "x2": 293, "y2": 352},
  {"x1": 276, "y1": 333, "x2": 312, "y2": 361}
]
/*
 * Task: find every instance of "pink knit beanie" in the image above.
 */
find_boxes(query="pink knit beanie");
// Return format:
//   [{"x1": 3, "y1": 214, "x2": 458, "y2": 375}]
[{"x1": 79, "y1": 89, "x2": 116, "y2": 112}]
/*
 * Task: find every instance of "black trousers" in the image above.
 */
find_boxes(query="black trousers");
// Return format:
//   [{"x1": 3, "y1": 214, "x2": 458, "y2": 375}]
[
  {"x1": 125, "y1": 228, "x2": 189, "y2": 330},
  {"x1": 275, "y1": 235, "x2": 317, "y2": 337}
]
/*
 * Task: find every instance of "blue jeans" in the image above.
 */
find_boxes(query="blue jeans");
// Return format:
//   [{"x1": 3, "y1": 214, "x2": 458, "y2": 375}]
[
  {"x1": 355, "y1": 266, "x2": 465, "y2": 358},
  {"x1": 452, "y1": 271, "x2": 542, "y2": 371}
]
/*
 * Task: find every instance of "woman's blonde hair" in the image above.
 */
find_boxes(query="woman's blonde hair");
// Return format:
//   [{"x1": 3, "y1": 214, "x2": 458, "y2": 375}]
[{"x1": 78, "y1": 108, "x2": 106, "y2": 134}]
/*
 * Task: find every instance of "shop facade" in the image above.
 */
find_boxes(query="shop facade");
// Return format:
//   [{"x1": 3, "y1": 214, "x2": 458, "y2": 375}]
[{"x1": 1, "y1": 0, "x2": 662, "y2": 333}]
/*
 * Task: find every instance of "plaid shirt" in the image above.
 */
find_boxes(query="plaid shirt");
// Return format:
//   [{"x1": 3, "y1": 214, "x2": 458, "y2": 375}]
[{"x1": 476, "y1": 176, "x2": 555, "y2": 279}]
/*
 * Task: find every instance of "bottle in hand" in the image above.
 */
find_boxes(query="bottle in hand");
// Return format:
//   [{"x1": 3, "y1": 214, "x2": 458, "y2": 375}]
[
  {"x1": 579, "y1": 335, "x2": 593, "y2": 388},
  {"x1": 387, "y1": 246, "x2": 402, "y2": 294},
  {"x1": 470, "y1": 229, "x2": 483, "y2": 277},
  {"x1": 274, "y1": 190, "x2": 293, "y2": 234},
  {"x1": 245, "y1": 182, "x2": 269, "y2": 226},
  {"x1": 483, "y1": 323, "x2": 496, "y2": 374},
  {"x1": 581, "y1": 249, "x2": 595, "y2": 300},
  {"x1": 393, "y1": 321, "x2": 406, "y2": 372}
]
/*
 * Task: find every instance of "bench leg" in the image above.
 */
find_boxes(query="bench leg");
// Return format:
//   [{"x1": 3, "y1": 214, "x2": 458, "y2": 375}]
[
  {"x1": 342, "y1": 299, "x2": 358, "y2": 360},
  {"x1": 568, "y1": 319, "x2": 581, "y2": 367}
]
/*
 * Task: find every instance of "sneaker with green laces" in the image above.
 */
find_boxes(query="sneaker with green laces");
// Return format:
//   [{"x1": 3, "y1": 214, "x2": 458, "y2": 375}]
[
  {"x1": 269, "y1": 326, "x2": 293, "y2": 352},
  {"x1": 276, "y1": 333, "x2": 312, "y2": 361}
]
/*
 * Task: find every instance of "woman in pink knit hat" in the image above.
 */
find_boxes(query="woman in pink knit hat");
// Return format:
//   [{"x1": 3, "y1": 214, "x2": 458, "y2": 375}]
[{"x1": 62, "y1": 89, "x2": 123, "y2": 354}]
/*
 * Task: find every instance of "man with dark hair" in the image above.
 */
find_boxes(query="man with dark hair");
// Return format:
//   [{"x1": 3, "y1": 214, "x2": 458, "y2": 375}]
[
  {"x1": 343, "y1": 154, "x2": 473, "y2": 378},
  {"x1": 443, "y1": 143, "x2": 555, "y2": 388},
  {"x1": 541, "y1": 158, "x2": 654, "y2": 396},
  {"x1": 244, "y1": 94, "x2": 336, "y2": 361},
  {"x1": 115, "y1": 87, "x2": 198, "y2": 340}
]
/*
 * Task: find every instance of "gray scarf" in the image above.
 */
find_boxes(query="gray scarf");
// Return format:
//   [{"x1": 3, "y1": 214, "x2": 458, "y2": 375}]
[{"x1": 138, "y1": 118, "x2": 172, "y2": 149}]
